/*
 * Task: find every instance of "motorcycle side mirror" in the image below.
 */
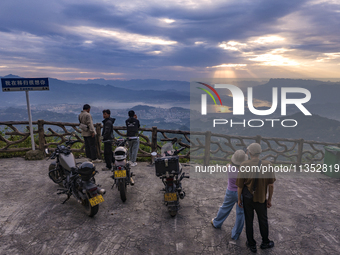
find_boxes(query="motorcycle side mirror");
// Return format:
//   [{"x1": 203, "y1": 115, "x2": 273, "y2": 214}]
[
  {"x1": 45, "y1": 148, "x2": 50, "y2": 155},
  {"x1": 151, "y1": 152, "x2": 157, "y2": 156}
]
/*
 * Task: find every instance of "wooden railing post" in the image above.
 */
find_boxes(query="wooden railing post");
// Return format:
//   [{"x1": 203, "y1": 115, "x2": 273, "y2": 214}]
[
  {"x1": 37, "y1": 119, "x2": 45, "y2": 154},
  {"x1": 95, "y1": 123, "x2": 102, "y2": 159},
  {"x1": 151, "y1": 126, "x2": 158, "y2": 152},
  {"x1": 296, "y1": 139, "x2": 304, "y2": 172},
  {"x1": 255, "y1": 135, "x2": 262, "y2": 144},
  {"x1": 204, "y1": 131, "x2": 211, "y2": 166}
]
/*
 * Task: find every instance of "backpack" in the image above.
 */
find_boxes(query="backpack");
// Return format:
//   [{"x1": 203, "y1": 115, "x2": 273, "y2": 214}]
[{"x1": 78, "y1": 116, "x2": 89, "y2": 132}]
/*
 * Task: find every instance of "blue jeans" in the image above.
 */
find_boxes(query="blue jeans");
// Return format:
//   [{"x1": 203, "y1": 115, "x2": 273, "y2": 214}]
[
  {"x1": 128, "y1": 138, "x2": 139, "y2": 163},
  {"x1": 213, "y1": 189, "x2": 245, "y2": 240}
]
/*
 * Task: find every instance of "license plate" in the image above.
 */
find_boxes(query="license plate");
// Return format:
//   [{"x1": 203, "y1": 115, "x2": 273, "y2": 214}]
[
  {"x1": 114, "y1": 170, "x2": 127, "y2": 178},
  {"x1": 89, "y1": 195, "x2": 104, "y2": 207},
  {"x1": 164, "y1": 193, "x2": 177, "y2": 202}
]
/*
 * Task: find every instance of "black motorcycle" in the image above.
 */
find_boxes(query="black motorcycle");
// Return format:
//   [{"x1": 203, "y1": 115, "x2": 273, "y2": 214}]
[
  {"x1": 47, "y1": 134, "x2": 106, "y2": 217},
  {"x1": 110, "y1": 138, "x2": 134, "y2": 202},
  {"x1": 154, "y1": 139, "x2": 189, "y2": 217}
]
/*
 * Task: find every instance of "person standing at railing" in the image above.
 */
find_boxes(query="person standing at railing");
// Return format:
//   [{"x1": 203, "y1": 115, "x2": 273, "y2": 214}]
[
  {"x1": 125, "y1": 110, "x2": 140, "y2": 167},
  {"x1": 236, "y1": 143, "x2": 275, "y2": 253},
  {"x1": 211, "y1": 150, "x2": 247, "y2": 240},
  {"x1": 78, "y1": 104, "x2": 101, "y2": 163},
  {"x1": 101, "y1": 109, "x2": 115, "y2": 171}
]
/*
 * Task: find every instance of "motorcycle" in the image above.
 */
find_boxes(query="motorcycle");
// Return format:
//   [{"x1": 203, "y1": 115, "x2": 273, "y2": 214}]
[
  {"x1": 154, "y1": 138, "x2": 189, "y2": 217},
  {"x1": 46, "y1": 134, "x2": 106, "y2": 217},
  {"x1": 109, "y1": 138, "x2": 134, "y2": 202}
]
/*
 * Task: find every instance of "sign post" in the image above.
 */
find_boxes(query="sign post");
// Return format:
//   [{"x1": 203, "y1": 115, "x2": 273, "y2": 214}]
[
  {"x1": 1, "y1": 77, "x2": 49, "y2": 150},
  {"x1": 25, "y1": 91, "x2": 35, "y2": 150}
]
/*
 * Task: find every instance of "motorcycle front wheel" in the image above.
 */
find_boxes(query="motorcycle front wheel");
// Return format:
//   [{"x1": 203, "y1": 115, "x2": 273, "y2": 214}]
[
  {"x1": 48, "y1": 168, "x2": 64, "y2": 187},
  {"x1": 83, "y1": 198, "x2": 99, "y2": 217},
  {"x1": 118, "y1": 179, "x2": 127, "y2": 202}
]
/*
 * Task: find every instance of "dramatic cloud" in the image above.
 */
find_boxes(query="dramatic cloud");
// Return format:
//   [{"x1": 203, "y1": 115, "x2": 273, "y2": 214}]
[{"x1": 0, "y1": 0, "x2": 339, "y2": 80}]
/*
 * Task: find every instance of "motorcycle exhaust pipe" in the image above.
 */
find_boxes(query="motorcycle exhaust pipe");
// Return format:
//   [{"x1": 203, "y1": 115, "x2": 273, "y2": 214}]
[{"x1": 97, "y1": 188, "x2": 106, "y2": 195}]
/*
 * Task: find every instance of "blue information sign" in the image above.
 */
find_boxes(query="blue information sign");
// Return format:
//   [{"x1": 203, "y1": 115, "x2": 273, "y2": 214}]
[{"x1": 1, "y1": 78, "x2": 49, "y2": 92}]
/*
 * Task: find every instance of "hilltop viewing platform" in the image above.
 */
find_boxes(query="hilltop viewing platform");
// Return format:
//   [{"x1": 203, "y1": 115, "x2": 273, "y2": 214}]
[
  {"x1": 2, "y1": 0, "x2": 340, "y2": 252},
  {"x1": 1, "y1": 121, "x2": 340, "y2": 254},
  {"x1": 1, "y1": 0, "x2": 340, "y2": 252},
  {"x1": 0, "y1": 158, "x2": 339, "y2": 254}
]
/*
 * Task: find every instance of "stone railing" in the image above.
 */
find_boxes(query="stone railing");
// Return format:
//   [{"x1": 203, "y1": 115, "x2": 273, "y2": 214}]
[{"x1": 1, "y1": 120, "x2": 339, "y2": 165}]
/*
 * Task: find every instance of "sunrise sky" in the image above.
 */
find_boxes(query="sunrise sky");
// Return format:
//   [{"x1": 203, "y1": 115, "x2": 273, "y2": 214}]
[{"x1": 0, "y1": 0, "x2": 339, "y2": 81}]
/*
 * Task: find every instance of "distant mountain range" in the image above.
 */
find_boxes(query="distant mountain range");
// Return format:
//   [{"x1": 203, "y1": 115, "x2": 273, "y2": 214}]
[
  {"x1": 65, "y1": 78, "x2": 190, "y2": 92},
  {"x1": 248, "y1": 78, "x2": 340, "y2": 106},
  {"x1": 1, "y1": 75, "x2": 340, "y2": 116},
  {"x1": 1, "y1": 75, "x2": 340, "y2": 142},
  {"x1": 0, "y1": 74, "x2": 190, "y2": 108}
]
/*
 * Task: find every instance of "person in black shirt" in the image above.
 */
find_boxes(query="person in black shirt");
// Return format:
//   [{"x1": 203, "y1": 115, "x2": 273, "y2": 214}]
[
  {"x1": 125, "y1": 110, "x2": 140, "y2": 166},
  {"x1": 101, "y1": 109, "x2": 116, "y2": 171}
]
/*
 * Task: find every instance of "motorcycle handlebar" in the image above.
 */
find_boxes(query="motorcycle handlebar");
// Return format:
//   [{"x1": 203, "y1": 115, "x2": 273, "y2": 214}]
[
  {"x1": 179, "y1": 172, "x2": 190, "y2": 181},
  {"x1": 114, "y1": 139, "x2": 127, "y2": 146},
  {"x1": 70, "y1": 167, "x2": 78, "y2": 174},
  {"x1": 173, "y1": 147, "x2": 185, "y2": 155},
  {"x1": 65, "y1": 140, "x2": 81, "y2": 146},
  {"x1": 47, "y1": 151, "x2": 56, "y2": 160}
]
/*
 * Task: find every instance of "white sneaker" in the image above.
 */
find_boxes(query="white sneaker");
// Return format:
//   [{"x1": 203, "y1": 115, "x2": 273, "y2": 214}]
[{"x1": 131, "y1": 162, "x2": 137, "y2": 167}]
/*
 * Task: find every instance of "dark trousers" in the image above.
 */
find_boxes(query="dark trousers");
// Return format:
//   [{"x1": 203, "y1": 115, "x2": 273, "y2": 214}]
[
  {"x1": 84, "y1": 136, "x2": 97, "y2": 160},
  {"x1": 243, "y1": 196, "x2": 270, "y2": 246},
  {"x1": 104, "y1": 142, "x2": 114, "y2": 169}
]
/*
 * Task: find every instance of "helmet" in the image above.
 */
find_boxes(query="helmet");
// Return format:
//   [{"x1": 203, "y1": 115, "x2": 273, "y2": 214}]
[
  {"x1": 161, "y1": 142, "x2": 174, "y2": 156},
  {"x1": 78, "y1": 162, "x2": 96, "y2": 181},
  {"x1": 114, "y1": 147, "x2": 127, "y2": 161}
]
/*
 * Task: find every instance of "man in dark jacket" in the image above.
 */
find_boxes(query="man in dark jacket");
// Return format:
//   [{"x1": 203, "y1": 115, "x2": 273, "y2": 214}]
[
  {"x1": 125, "y1": 110, "x2": 140, "y2": 166},
  {"x1": 101, "y1": 109, "x2": 115, "y2": 171}
]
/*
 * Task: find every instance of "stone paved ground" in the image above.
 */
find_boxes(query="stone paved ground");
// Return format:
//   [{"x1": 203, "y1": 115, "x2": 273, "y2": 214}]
[{"x1": 0, "y1": 157, "x2": 339, "y2": 255}]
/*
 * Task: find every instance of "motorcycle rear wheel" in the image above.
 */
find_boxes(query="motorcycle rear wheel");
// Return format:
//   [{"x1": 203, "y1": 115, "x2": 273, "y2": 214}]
[
  {"x1": 169, "y1": 210, "x2": 177, "y2": 217},
  {"x1": 84, "y1": 198, "x2": 99, "y2": 217},
  {"x1": 168, "y1": 201, "x2": 179, "y2": 217},
  {"x1": 118, "y1": 179, "x2": 127, "y2": 202}
]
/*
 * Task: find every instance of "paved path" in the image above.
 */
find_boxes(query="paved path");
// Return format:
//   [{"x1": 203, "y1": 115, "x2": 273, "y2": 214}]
[{"x1": 0, "y1": 158, "x2": 339, "y2": 254}]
